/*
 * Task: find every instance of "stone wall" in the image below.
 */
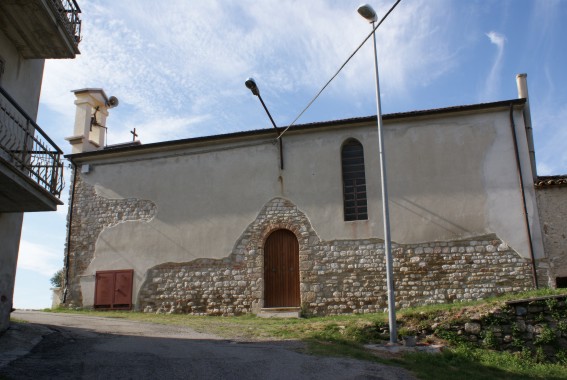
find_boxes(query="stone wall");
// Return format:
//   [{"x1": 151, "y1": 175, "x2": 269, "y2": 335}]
[
  {"x1": 65, "y1": 172, "x2": 535, "y2": 314},
  {"x1": 437, "y1": 295, "x2": 567, "y2": 362},
  {"x1": 137, "y1": 198, "x2": 534, "y2": 316},
  {"x1": 64, "y1": 168, "x2": 157, "y2": 306},
  {"x1": 138, "y1": 197, "x2": 316, "y2": 315},
  {"x1": 536, "y1": 180, "x2": 567, "y2": 286}
]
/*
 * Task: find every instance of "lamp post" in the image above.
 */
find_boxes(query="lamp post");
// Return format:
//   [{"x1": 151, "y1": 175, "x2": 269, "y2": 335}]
[
  {"x1": 245, "y1": 78, "x2": 284, "y2": 170},
  {"x1": 357, "y1": 3, "x2": 397, "y2": 344}
]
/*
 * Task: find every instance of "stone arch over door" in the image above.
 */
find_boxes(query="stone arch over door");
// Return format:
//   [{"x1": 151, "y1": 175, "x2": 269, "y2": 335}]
[{"x1": 263, "y1": 229, "x2": 300, "y2": 308}]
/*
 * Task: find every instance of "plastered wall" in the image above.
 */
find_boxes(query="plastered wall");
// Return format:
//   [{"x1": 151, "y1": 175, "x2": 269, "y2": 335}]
[
  {"x1": 66, "y1": 106, "x2": 544, "y2": 308},
  {"x1": 0, "y1": 30, "x2": 45, "y2": 331}
]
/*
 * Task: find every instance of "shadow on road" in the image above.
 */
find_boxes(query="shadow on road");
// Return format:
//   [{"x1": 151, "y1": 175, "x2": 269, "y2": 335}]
[{"x1": 0, "y1": 321, "x2": 415, "y2": 380}]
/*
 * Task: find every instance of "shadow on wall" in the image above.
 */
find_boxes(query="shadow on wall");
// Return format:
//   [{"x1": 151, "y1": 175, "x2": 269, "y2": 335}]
[{"x1": 392, "y1": 196, "x2": 471, "y2": 236}]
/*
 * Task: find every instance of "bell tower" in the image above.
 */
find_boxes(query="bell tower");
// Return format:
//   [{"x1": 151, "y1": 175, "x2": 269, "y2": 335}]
[{"x1": 65, "y1": 88, "x2": 118, "y2": 154}]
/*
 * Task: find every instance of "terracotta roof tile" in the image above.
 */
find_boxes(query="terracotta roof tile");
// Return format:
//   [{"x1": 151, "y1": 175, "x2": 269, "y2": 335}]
[{"x1": 535, "y1": 175, "x2": 567, "y2": 188}]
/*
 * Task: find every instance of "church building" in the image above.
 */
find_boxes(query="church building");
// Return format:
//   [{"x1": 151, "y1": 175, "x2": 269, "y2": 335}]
[{"x1": 61, "y1": 75, "x2": 564, "y2": 316}]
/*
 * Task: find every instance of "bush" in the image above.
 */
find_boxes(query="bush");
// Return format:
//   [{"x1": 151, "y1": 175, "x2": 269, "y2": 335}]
[
  {"x1": 50, "y1": 268, "x2": 64, "y2": 288},
  {"x1": 534, "y1": 325, "x2": 557, "y2": 346},
  {"x1": 482, "y1": 330, "x2": 499, "y2": 349}
]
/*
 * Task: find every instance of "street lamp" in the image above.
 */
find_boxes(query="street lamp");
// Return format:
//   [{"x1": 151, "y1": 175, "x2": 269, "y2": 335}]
[
  {"x1": 245, "y1": 78, "x2": 284, "y2": 170},
  {"x1": 357, "y1": 3, "x2": 397, "y2": 344}
]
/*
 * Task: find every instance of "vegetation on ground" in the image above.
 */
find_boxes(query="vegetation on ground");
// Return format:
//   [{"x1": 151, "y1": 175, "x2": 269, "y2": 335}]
[{"x1": 46, "y1": 288, "x2": 567, "y2": 379}]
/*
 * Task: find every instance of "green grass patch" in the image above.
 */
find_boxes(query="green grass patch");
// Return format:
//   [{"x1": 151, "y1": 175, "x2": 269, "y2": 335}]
[
  {"x1": 46, "y1": 306, "x2": 392, "y2": 342},
  {"x1": 8, "y1": 318, "x2": 28, "y2": 324},
  {"x1": 399, "y1": 345, "x2": 567, "y2": 380},
  {"x1": 305, "y1": 338, "x2": 387, "y2": 363}
]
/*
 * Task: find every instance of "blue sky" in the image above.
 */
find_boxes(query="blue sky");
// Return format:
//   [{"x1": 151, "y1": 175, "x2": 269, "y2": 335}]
[{"x1": 14, "y1": 0, "x2": 567, "y2": 309}]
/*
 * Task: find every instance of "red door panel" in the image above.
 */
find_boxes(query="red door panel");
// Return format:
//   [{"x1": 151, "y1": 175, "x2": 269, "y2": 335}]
[
  {"x1": 94, "y1": 270, "x2": 133, "y2": 310},
  {"x1": 94, "y1": 272, "x2": 115, "y2": 306},
  {"x1": 114, "y1": 270, "x2": 133, "y2": 305}
]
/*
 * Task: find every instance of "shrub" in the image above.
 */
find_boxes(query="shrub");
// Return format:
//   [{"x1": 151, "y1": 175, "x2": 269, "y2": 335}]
[
  {"x1": 534, "y1": 325, "x2": 557, "y2": 346},
  {"x1": 557, "y1": 320, "x2": 567, "y2": 335},
  {"x1": 482, "y1": 330, "x2": 499, "y2": 349},
  {"x1": 50, "y1": 268, "x2": 64, "y2": 288}
]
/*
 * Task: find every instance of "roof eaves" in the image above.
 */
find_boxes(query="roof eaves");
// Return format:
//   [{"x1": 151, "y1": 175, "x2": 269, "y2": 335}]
[{"x1": 534, "y1": 175, "x2": 567, "y2": 188}]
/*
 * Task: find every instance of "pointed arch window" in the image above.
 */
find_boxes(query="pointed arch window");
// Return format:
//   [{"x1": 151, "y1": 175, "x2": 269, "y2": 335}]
[{"x1": 341, "y1": 139, "x2": 368, "y2": 221}]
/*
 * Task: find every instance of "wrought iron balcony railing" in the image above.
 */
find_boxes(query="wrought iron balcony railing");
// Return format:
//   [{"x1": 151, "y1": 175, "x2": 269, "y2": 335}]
[
  {"x1": 48, "y1": 0, "x2": 82, "y2": 45},
  {"x1": 0, "y1": 86, "x2": 64, "y2": 198}
]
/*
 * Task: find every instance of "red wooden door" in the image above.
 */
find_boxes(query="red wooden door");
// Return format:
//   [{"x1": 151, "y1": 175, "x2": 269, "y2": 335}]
[
  {"x1": 114, "y1": 270, "x2": 133, "y2": 306},
  {"x1": 94, "y1": 270, "x2": 133, "y2": 309},
  {"x1": 264, "y1": 229, "x2": 300, "y2": 307},
  {"x1": 94, "y1": 272, "x2": 115, "y2": 306}
]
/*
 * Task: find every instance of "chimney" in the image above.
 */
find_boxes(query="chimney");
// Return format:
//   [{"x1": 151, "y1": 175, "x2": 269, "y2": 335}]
[
  {"x1": 65, "y1": 88, "x2": 113, "y2": 154},
  {"x1": 515, "y1": 74, "x2": 537, "y2": 179}
]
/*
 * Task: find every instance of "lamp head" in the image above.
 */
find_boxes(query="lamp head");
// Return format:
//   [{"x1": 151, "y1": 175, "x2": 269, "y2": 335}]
[
  {"x1": 357, "y1": 4, "x2": 377, "y2": 23},
  {"x1": 245, "y1": 77, "x2": 260, "y2": 96}
]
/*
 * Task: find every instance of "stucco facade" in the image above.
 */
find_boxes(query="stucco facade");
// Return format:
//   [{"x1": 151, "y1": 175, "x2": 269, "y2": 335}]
[
  {"x1": 1, "y1": 0, "x2": 80, "y2": 332},
  {"x1": 0, "y1": 29, "x2": 45, "y2": 332},
  {"x1": 63, "y1": 98, "x2": 546, "y2": 314}
]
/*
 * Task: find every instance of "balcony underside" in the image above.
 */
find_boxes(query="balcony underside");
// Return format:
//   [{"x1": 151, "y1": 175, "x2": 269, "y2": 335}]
[
  {"x1": 0, "y1": 157, "x2": 63, "y2": 212},
  {"x1": 0, "y1": 0, "x2": 80, "y2": 59}
]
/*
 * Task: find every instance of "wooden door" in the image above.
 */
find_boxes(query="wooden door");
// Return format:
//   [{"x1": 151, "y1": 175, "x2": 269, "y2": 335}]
[
  {"x1": 114, "y1": 270, "x2": 134, "y2": 306},
  {"x1": 94, "y1": 272, "x2": 115, "y2": 306},
  {"x1": 264, "y1": 229, "x2": 300, "y2": 307},
  {"x1": 94, "y1": 269, "x2": 133, "y2": 309}
]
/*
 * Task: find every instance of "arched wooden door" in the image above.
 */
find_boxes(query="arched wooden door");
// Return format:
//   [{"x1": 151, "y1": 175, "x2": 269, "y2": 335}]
[{"x1": 264, "y1": 229, "x2": 300, "y2": 308}]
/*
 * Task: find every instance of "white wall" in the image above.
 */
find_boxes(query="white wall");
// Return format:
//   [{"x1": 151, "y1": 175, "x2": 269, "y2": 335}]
[
  {"x1": 0, "y1": 32, "x2": 44, "y2": 117},
  {"x1": 0, "y1": 30, "x2": 45, "y2": 331},
  {"x1": 0, "y1": 213, "x2": 24, "y2": 331},
  {"x1": 72, "y1": 105, "x2": 543, "y2": 306}
]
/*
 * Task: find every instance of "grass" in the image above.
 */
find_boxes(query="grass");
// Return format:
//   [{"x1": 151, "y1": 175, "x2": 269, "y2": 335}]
[
  {"x1": 399, "y1": 345, "x2": 567, "y2": 380},
  {"x1": 7, "y1": 318, "x2": 28, "y2": 324},
  {"x1": 44, "y1": 288, "x2": 567, "y2": 379},
  {"x1": 46, "y1": 307, "x2": 390, "y2": 341}
]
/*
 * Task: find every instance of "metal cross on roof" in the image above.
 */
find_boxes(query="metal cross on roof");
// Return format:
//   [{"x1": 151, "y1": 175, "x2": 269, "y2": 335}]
[{"x1": 130, "y1": 128, "x2": 138, "y2": 141}]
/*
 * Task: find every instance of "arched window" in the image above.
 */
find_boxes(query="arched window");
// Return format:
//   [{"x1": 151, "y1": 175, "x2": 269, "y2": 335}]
[{"x1": 341, "y1": 139, "x2": 368, "y2": 221}]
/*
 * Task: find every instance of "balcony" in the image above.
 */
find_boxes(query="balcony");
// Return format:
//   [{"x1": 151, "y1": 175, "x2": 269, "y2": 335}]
[
  {"x1": 0, "y1": 0, "x2": 81, "y2": 59},
  {"x1": 0, "y1": 86, "x2": 64, "y2": 212}
]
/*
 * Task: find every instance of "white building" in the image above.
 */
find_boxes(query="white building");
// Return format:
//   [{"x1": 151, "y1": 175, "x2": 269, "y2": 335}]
[
  {"x1": 0, "y1": 0, "x2": 81, "y2": 332},
  {"x1": 62, "y1": 75, "x2": 560, "y2": 317}
]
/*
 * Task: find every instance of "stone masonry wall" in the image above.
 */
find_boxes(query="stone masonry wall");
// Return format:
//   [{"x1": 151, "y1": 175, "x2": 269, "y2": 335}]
[
  {"x1": 436, "y1": 295, "x2": 567, "y2": 362},
  {"x1": 64, "y1": 169, "x2": 157, "y2": 306},
  {"x1": 138, "y1": 197, "x2": 317, "y2": 315},
  {"x1": 536, "y1": 184, "x2": 567, "y2": 286},
  {"x1": 138, "y1": 198, "x2": 534, "y2": 316},
  {"x1": 65, "y1": 171, "x2": 535, "y2": 314}
]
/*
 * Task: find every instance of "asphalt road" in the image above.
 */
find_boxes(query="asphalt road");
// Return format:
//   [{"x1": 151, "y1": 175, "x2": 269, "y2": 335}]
[{"x1": 1, "y1": 311, "x2": 416, "y2": 380}]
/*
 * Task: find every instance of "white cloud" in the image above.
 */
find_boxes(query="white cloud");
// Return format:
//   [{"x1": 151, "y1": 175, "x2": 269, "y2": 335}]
[
  {"x1": 532, "y1": 102, "x2": 567, "y2": 175},
  {"x1": 482, "y1": 31, "x2": 507, "y2": 100},
  {"x1": 17, "y1": 240, "x2": 61, "y2": 277},
  {"x1": 112, "y1": 115, "x2": 211, "y2": 145},
  {"x1": 536, "y1": 162, "x2": 554, "y2": 176},
  {"x1": 486, "y1": 31, "x2": 506, "y2": 49},
  {"x1": 39, "y1": 0, "x2": 459, "y2": 145}
]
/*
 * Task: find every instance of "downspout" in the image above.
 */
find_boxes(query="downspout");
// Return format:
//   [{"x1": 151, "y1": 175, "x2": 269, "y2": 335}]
[
  {"x1": 508, "y1": 104, "x2": 539, "y2": 288},
  {"x1": 62, "y1": 159, "x2": 78, "y2": 304},
  {"x1": 516, "y1": 74, "x2": 538, "y2": 180}
]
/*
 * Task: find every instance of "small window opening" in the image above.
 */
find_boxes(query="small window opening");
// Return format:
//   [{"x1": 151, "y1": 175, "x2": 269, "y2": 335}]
[{"x1": 341, "y1": 139, "x2": 368, "y2": 221}]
